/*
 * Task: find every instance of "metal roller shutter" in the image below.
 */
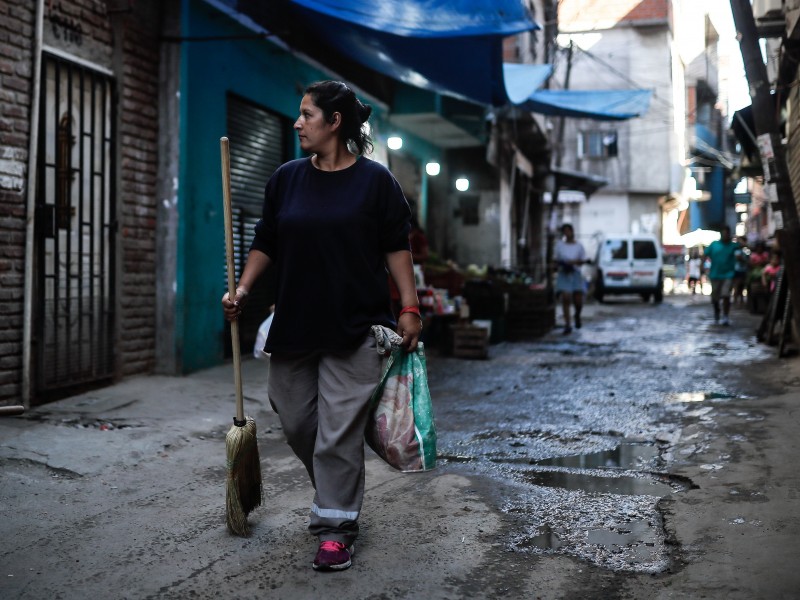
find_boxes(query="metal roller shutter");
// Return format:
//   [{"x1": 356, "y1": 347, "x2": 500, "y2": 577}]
[{"x1": 225, "y1": 94, "x2": 291, "y2": 356}]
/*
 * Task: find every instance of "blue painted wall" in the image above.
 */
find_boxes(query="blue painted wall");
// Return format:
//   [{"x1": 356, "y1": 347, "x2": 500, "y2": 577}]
[{"x1": 688, "y1": 165, "x2": 726, "y2": 232}]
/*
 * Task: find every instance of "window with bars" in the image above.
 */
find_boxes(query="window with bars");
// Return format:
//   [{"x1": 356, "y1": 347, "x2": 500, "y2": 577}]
[{"x1": 578, "y1": 130, "x2": 618, "y2": 158}]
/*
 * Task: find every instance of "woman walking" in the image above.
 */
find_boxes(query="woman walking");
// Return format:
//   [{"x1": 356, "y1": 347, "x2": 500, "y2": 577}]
[
  {"x1": 221, "y1": 81, "x2": 421, "y2": 571},
  {"x1": 554, "y1": 223, "x2": 588, "y2": 334}
]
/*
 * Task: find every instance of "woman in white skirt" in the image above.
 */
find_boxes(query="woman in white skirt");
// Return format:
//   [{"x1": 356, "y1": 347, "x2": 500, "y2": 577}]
[{"x1": 554, "y1": 223, "x2": 588, "y2": 334}]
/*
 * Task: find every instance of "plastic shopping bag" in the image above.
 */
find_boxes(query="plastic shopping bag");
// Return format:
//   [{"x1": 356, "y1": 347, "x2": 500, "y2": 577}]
[
  {"x1": 253, "y1": 313, "x2": 273, "y2": 360},
  {"x1": 366, "y1": 342, "x2": 437, "y2": 472}
]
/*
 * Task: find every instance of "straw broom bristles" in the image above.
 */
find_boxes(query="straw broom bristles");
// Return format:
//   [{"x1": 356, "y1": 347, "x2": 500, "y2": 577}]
[
  {"x1": 225, "y1": 416, "x2": 262, "y2": 536},
  {"x1": 220, "y1": 137, "x2": 262, "y2": 536}
]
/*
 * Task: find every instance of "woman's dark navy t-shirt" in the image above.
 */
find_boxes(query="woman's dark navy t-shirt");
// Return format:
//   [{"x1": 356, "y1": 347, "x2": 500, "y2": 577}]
[{"x1": 250, "y1": 156, "x2": 411, "y2": 353}]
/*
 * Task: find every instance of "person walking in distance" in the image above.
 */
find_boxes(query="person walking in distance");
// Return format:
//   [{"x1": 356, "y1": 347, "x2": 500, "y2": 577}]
[
  {"x1": 732, "y1": 237, "x2": 749, "y2": 306},
  {"x1": 686, "y1": 247, "x2": 703, "y2": 295},
  {"x1": 554, "y1": 223, "x2": 589, "y2": 334},
  {"x1": 704, "y1": 225, "x2": 740, "y2": 326},
  {"x1": 221, "y1": 81, "x2": 421, "y2": 572}
]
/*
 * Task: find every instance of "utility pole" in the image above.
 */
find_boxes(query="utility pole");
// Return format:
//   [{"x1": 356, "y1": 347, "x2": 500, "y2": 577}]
[
  {"x1": 545, "y1": 40, "x2": 574, "y2": 302},
  {"x1": 730, "y1": 0, "x2": 800, "y2": 330}
]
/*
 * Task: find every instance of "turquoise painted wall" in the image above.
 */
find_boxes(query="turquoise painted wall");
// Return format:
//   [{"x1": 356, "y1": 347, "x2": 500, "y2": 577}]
[
  {"x1": 179, "y1": 0, "x2": 332, "y2": 371},
  {"x1": 178, "y1": 0, "x2": 436, "y2": 371}
]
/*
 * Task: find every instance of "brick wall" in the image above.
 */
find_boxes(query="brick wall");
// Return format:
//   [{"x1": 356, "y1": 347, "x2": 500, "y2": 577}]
[
  {"x1": 0, "y1": 0, "x2": 161, "y2": 404},
  {"x1": 116, "y1": 8, "x2": 160, "y2": 377},
  {"x1": 0, "y1": 0, "x2": 34, "y2": 402}
]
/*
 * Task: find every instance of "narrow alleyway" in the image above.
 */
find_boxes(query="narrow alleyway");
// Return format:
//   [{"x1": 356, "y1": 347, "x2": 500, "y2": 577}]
[{"x1": 1, "y1": 292, "x2": 798, "y2": 599}]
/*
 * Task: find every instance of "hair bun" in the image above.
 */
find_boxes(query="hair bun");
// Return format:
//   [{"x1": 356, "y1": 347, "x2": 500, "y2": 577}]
[{"x1": 358, "y1": 102, "x2": 372, "y2": 123}]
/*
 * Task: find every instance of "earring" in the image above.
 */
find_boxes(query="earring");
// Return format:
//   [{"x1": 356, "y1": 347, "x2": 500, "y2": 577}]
[{"x1": 346, "y1": 139, "x2": 359, "y2": 155}]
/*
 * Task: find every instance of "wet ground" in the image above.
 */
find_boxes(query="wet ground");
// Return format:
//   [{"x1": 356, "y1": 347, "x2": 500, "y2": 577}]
[
  {"x1": 428, "y1": 292, "x2": 776, "y2": 575},
  {"x1": 2, "y1": 290, "x2": 798, "y2": 599}
]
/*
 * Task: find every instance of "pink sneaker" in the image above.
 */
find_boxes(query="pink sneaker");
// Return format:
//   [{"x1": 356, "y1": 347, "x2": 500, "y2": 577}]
[{"x1": 312, "y1": 540, "x2": 353, "y2": 571}]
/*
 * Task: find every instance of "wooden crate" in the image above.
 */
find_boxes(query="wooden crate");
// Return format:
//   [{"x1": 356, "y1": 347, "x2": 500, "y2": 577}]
[{"x1": 451, "y1": 324, "x2": 490, "y2": 359}]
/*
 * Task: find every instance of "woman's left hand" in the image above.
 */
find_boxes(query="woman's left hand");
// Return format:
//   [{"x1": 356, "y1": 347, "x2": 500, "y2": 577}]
[{"x1": 397, "y1": 313, "x2": 422, "y2": 352}]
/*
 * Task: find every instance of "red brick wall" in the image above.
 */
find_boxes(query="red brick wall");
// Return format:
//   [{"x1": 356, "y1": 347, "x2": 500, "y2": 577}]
[
  {"x1": 116, "y1": 8, "x2": 160, "y2": 377},
  {"x1": 560, "y1": 0, "x2": 671, "y2": 30},
  {"x1": 0, "y1": 0, "x2": 161, "y2": 403}
]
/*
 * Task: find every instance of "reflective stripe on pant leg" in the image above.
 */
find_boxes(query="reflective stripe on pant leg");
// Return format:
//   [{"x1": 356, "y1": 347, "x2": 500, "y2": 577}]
[{"x1": 309, "y1": 334, "x2": 382, "y2": 544}]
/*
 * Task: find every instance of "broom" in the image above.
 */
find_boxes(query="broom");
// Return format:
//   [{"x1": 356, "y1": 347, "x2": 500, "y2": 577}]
[{"x1": 221, "y1": 136, "x2": 262, "y2": 536}]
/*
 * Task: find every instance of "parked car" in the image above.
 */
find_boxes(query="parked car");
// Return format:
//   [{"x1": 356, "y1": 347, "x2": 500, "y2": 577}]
[{"x1": 592, "y1": 234, "x2": 664, "y2": 303}]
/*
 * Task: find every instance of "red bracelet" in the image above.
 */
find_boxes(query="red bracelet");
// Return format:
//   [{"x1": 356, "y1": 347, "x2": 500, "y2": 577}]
[{"x1": 398, "y1": 305, "x2": 421, "y2": 319}]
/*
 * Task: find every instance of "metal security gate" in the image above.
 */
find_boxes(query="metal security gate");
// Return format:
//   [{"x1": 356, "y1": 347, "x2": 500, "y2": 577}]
[
  {"x1": 33, "y1": 54, "x2": 116, "y2": 402},
  {"x1": 224, "y1": 94, "x2": 291, "y2": 356}
]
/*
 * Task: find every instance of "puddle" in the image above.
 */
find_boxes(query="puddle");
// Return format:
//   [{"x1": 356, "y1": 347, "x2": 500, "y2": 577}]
[
  {"x1": 522, "y1": 470, "x2": 674, "y2": 497},
  {"x1": 665, "y1": 391, "x2": 738, "y2": 403},
  {"x1": 531, "y1": 443, "x2": 659, "y2": 470},
  {"x1": 523, "y1": 524, "x2": 565, "y2": 551},
  {"x1": 587, "y1": 520, "x2": 658, "y2": 562}
]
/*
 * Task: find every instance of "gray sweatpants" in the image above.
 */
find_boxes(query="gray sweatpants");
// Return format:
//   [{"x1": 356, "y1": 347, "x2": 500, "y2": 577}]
[{"x1": 267, "y1": 334, "x2": 382, "y2": 546}]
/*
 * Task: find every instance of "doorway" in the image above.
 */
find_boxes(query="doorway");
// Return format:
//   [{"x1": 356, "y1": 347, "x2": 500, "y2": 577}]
[{"x1": 33, "y1": 53, "x2": 116, "y2": 402}]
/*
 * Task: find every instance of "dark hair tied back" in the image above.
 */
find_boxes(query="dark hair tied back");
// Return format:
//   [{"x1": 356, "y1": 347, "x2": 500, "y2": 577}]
[{"x1": 305, "y1": 80, "x2": 373, "y2": 155}]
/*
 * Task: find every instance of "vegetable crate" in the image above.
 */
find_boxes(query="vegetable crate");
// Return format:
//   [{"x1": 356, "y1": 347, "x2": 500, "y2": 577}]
[{"x1": 451, "y1": 324, "x2": 490, "y2": 359}]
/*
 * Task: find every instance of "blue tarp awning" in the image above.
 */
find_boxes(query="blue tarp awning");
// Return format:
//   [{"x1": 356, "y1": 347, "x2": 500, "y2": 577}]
[
  {"x1": 213, "y1": 0, "x2": 652, "y2": 119},
  {"x1": 516, "y1": 89, "x2": 653, "y2": 121},
  {"x1": 502, "y1": 63, "x2": 553, "y2": 104},
  {"x1": 216, "y1": 0, "x2": 541, "y2": 106},
  {"x1": 501, "y1": 65, "x2": 652, "y2": 119},
  {"x1": 291, "y1": 0, "x2": 536, "y2": 37},
  {"x1": 287, "y1": 0, "x2": 541, "y2": 106}
]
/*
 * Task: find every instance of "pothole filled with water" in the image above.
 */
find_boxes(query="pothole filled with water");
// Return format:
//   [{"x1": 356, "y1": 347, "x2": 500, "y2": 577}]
[
  {"x1": 505, "y1": 486, "x2": 669, "y2": 572},
  {"x1": 496, "y1": 442, "x2": 686, "y2": 572},
  {"x1": 531, "y1": 442, "x2": 661, "y2": 470},
  {"x1": 522, "y1": 470, "x2": 674, "y2": 497}
]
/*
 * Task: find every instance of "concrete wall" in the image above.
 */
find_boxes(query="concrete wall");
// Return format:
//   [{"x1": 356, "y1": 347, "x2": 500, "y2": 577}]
[
  {"x1": 578, "y1": 192, "x2": 632, "y2": 257},
  {"x1": 555, "y1": 0, "x2": 683, "y2": 242},
  {"x1": 448, "y1": 190, "x2": 502, "y2": 267},
  {"x1": 557, "y1": 26, "x2": 675, "y2": 196}
]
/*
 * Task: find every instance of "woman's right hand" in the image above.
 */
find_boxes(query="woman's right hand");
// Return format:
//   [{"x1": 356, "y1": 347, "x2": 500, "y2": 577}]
[{"x1": 221, "y1": 287, "x2": 249, "y2": 322}]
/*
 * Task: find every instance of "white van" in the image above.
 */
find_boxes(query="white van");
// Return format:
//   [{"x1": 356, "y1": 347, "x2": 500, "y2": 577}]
[{"x1": 592, "y1": 234, "x2": 664, "y2": 303}]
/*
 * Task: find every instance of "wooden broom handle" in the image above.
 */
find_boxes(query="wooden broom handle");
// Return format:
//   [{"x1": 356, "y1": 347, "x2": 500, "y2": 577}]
[{"x1": 220, "y1": 137, "x2": 244, "y2": 423}]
